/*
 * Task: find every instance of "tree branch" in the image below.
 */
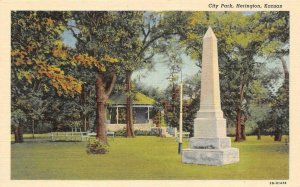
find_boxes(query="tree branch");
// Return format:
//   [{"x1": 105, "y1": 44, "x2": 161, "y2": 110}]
[
  {"x1": 279, "y1": 56, "x2": 289, "y2": 83},
  {"x1": 141, "y1": 23, "x2": 151, "y2": 46},
  {"x1": 105, "y1": 73, "x2": 117, "y2": 97},
  {"x1": 143, "y1": 52, "x2": 155, "y2": 63},
  {"x1": 69, "y1": 26, "x2": 83, "y2": 44}
]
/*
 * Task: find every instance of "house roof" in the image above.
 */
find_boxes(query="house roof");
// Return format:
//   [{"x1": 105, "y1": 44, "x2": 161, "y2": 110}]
[{"x1": 108, "y1": 92, "x2": 155, "y2": 105}]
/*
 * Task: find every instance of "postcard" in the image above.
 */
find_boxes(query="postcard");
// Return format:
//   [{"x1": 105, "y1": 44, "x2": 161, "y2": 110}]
[{"x1": 1, "y1": 0, "x2": 300, "y2": 187}]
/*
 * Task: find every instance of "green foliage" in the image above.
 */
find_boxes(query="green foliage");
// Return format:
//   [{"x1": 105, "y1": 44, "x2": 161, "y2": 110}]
[
  {"x1": 183, "y1": 97, "x2": 199, "y2": 136},
  {"x1": 252, "y1": 12, "x2": 289, "y2": 139},
  {"x1": 86, "y1": 139, "x2": 109, "y2": 154},
  {"x1": 11, "y1": 11, "x2": 289, "y2": 142},
  {"x1": 11, "y1": 109, "x2": 27, "y2": 128},
  {"x1": 11, "y1": 11, "x2": 82, "y2": 97},
  {"x1": 257, "y1": 12, "x2": 289, "y2": 58},
  {"x1": 134, "y1": 130, "x2": 152, "y2": 136},
  {"x1": 162, "y1": 11, "x2": 289, "y2": 140},
  {"x1": 114, "y1": 129, "x2": 152, "y2": 136},
  {"x1": 71, "y1": 12, "x2": 141, "y2": 73},
  {"x1": 258, "y1": 85, "x2": 289, "y2": 136},
  {"x1": 114, "y1": 129, "x2": 126, "y2": 136},
  {"x1": 161, "y1": 39, "x2": 184, "y2": 128}
]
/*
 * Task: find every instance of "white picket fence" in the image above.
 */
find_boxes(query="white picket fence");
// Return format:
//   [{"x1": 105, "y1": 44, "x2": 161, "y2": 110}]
[{"x1": 48, "y1": 131, "x2": 114, "y2": 141}]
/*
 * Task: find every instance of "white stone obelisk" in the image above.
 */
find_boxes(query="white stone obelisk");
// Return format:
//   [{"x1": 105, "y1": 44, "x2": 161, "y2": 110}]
[
  {"x1": 195, "y1": 26, "x2": 226, "y2": 138},
  {"x1": 182, "y1": 27, "x2": 239, "y2": 165}
]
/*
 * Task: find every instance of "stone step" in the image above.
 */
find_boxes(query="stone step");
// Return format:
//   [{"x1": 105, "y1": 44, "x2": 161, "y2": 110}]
[
  {"x1": 190, "y1": 137, "x2": 231, "y2": 149},
  {"x1": 182, "y1": 147, "x2": 239, "y2": 166}
]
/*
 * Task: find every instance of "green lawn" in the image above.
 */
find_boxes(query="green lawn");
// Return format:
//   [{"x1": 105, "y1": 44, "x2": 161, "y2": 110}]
[{"x1": 11, "y1": 135, "x2": 288, "y2": 180}]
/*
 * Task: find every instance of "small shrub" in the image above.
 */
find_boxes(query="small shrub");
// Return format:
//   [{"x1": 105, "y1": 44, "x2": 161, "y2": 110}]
[
  {"x1": 150, "y1": 128, "x2": 160, "y2": 136},
  {"x1": 86, "y1": 140, "x2": 109, "y2": 154},
  {"x1": 114, "y1": 129, "x2": 126, "y2": 136},
  {"x1": 134, "y1": 130, "x2": 151, "y2": 136},
  {"x1": 114, "y1": 129, "x2": 152, "y2": 136}
]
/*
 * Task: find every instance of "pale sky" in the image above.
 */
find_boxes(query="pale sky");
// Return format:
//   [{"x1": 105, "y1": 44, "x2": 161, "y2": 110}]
[{"x1": 132, "y1": 54, "x2": 199, "y2": 90}]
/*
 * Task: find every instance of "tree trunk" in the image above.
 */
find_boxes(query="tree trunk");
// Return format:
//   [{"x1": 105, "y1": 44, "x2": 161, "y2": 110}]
[
  {"x1": 235, "y1": 82, "x2": 245, "y2": 142},
  {"x1": 274, "y1": 129, "x2": 282, "y2": 141},
  {"x1": 96, "y1": 100, "x2": 107, "y2": 144},
  {"x1": 14, "y1": 124, "x2": 24, "y2": 143},
  {"x1": 32, "y1": 120, "x2": 35, "y2": 139},
  {"x1": 158, "y1": 112, "x2": 161, "y2": 128},
  {"x1": 273, "y1": 56, "x2": 287, "y2": 143},
  {"x1": 86, "y1": 115, "x2": 90, "y2": 131},
  {"x1": 280, "y1": 56, "x2": 289, "y2": 85},
  {"x1": 18, "y1": 125, "x2": 23, "y2": 142},
  {"x1": 280, "y1": 56, "x2": 289, "y2": 102},
  {"x1": 84, "y1": 115, "x2": 87, "y2": 131},
  {"x1": 171, "y1": 82, "x2": 177, "y2": 128},
  {"x1": 241, "y1": 124, "x2": 246, "y2": 140},
  {"x1": 14, "y1": 127, "x2": 19, "y2": 143},
  {"x1": 96, "y1": 73, "x2": 107, "y2": 144},
  {"x1": 80, "y1": 84, "x2": 87, "y2": 131},
  {"x1": 241, "y1": 115, "x2": 246, "y2": 140},
  {"x1": 95, "y1": 72, "x2": 117, "y2": 144},
  {"x1": 235, "y1": 109, "x2": 242, "y2": 142},
  {"x1": 257, "y1": 128, "x2": 261, "y2": 140},
  {"x1": 125, "y1": 71, "x2": 135, "y2": 137}
]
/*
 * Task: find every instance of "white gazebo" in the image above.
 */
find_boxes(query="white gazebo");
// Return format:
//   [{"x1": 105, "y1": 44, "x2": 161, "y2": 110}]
[{"x1": 106, "y1": 92, "x2": 156, "y2": 131}]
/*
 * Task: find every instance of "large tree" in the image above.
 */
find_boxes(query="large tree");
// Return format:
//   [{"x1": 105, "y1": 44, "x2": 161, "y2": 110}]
[
  {"x1": 257, "y1": 12, "x2": 289, "y2": 141},
  {"x1": 161, "y1": 11, "x2": 282, "y2": 141},
  {"x1": 69, "y1": 11, "x2": 174, "y2": 141},
  {"x1": 114, "y1": 12, "x2": 144, "y2": 138},
  {"x1": 11, "y1": 11, "x2": 82, "y2": 142},
  {"x1": 175, "y1": 12, "x2": 255, "y2": 141},
  {"x1": 69, "y1": 12, "x2": 133, "y2": 144},
  {"x1": 117, "y1": 12, "x2": 184, "y2": 137}
]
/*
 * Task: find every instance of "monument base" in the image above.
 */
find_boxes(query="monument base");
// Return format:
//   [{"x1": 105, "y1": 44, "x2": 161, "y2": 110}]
[
  {"x1": 182, "y1": 147, "x2": 239, "y2": 166},
  {"x1": 190, "y1": 137, "x2": 231, "y2": 149}
]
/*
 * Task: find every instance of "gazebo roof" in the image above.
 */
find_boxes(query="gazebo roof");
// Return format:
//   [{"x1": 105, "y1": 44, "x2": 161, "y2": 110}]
[{"x1": 108, "y1": 92, "x2": 155, "y2": 105}]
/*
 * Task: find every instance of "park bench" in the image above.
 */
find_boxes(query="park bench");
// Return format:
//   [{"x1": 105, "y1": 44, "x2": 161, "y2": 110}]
[
  {"x1": 49, "y1": 131, "x2": 115, "y2": 142},
  {"x1": 107, "y1": 131, "x2": 115, "y2": 138},
  {"x1": 48, "y1": 131, "x2": 89, "y2": 141},
  {"x1": 176, "y1": 132, "x2": 190, "y2": 141},
  {"x1": 88, "y1": 131, "x2": 115, "y2": 139}
]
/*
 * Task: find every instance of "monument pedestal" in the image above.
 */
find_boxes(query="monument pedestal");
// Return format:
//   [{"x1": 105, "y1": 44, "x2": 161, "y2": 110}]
[
  {"x1": 182, "y1": 148, "x2": 239, "y2": 166},
  {"x1": 182, "y1": 116, "x2": 239, "y2": 165},
  {"x1": 182, "y1": 119, "x2": 239, "y2": 165}
]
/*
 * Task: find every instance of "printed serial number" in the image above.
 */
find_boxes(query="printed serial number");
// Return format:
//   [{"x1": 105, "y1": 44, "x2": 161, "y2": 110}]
[{"x1": 270, "y1": 181, "x2": 287, "y2": 185}]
